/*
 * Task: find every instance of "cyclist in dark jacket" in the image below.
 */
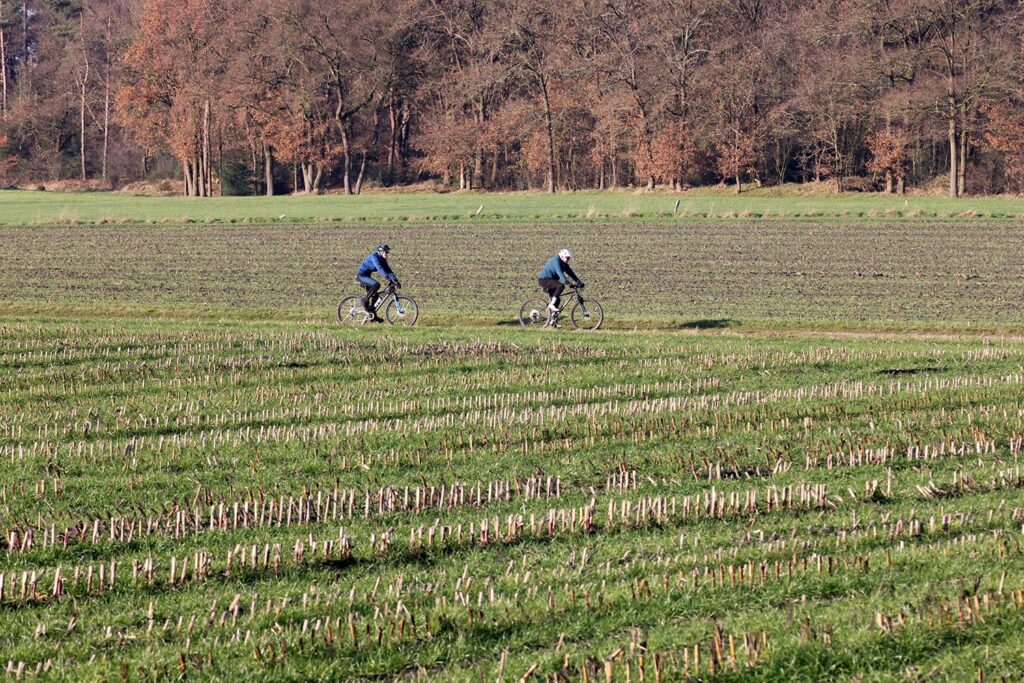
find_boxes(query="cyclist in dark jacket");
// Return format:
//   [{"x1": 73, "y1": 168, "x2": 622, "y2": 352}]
[
  {"x1": 538, "y1": 249, "x2": 584, "y2": 321},
  {"x1": 357, "y1": 244, "x2": 400, "y2": 321}
]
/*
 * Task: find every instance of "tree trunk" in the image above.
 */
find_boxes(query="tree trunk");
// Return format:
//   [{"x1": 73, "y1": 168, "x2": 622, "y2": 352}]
[
  {"x1": 79, "y1": 76, "x2": 87, "y2": 180},
  {"x1": 77, "y1": 11, "x2": 90, "y2": 182},
  {"x1": 19, "y1": 0, "x2": 27, "y2": 103},
  {"x1": 301, "y1": 163, "x2": 313, "y2": 193},
  {"x1": 202, "y1": 99, "x2": 211, "y2": 196},
  {"x1": 897, "y1": 176, "x2": 905, "y2": 194},
  {"x1": 340, "y1": 128, "x2": 352, "y2": 195},
  {"x1": 0, "y1": 1, "x2": 8, "y2": 120},
  {"x1": 354, "y1": 151, "x2": 367, "y2": 194},
  {"x1": 958, "y1": 127, "x2": 967, "y2": 196},
  {"x1": 885, "y1": 171, "x2": 893, "y2": 194},
  {"x1": 387, "y1": 99, "x2": 397, "y2": 171},
  {"x1": 313, "y1": 165, "x2": 322, "y2": 193},
  {"x1": 611, "y1": 157, "x2": 618, "y2": 189},
  {"x1": 947, "y1": 107, "x2": 958, "y2": 198},
  {"x1": 250, "y1": 144, "x2": 258, "y2": 193},
  {"x1": 101, "y1": 23, "x2": 111, "y2": 182},
  {"x1": 539, "y1": 75, "x2": 557, "y2": 193},
  {"x1": 490, "y1": 146, "x2": 499, "y2": 187},
  {"x1": 947, "y1": 62, "x2": 958, "y2": 198},
  {"x1": 263, "y1": 142, "x2": 273, "y2": 197}
]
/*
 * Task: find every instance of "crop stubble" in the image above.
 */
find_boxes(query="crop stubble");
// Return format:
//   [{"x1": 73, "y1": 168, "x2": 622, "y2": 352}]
[{"x1": 2, "y1": 318, "x2": 1024, "y2": 679}]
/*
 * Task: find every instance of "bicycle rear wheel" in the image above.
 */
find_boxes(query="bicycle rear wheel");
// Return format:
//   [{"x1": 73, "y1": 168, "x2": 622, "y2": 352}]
[
  {"x1": 385, "y1": 296, "x2": 419, "y2": 326},
  {"x1": 337, "y1": 296, "x2": 367, "y2": 325},
  {"x1": 569, "y1": 297, "x2": 603, "y2": 330},
  {"x1": 519, "y1": 298, "x2": 551, "y2": 327}
]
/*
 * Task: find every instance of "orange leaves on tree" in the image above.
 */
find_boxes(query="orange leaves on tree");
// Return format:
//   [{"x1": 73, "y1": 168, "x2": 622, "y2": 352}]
[
  {"x1": 712, "y1": 125, "x2": 757, "y2": 188},
  {"x1": 636, "y1": 122, "x2": 695, "y2": 185},
  {"x1": 983, "y1": 104, "x2": 1024, "y2": 192},
  {"x1": 866, "y1": 129, "x2": 907, "y2": 182},
  {"x1": 0, "y1": 135, "x2": 17, "y2": 180},
  {"x1": 115, "y1": 0, "x2": 221, "y2": 159}
]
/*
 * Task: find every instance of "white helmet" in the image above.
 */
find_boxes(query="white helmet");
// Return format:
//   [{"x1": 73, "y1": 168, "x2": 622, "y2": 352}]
[{"x1": 559, "y1": 248, "x2": 573, "y2": 260}]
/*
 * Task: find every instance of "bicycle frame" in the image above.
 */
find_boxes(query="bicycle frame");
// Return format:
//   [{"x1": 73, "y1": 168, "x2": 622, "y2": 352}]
[
  {"x1": 554, "y1": 286, "x2": 592, "y2": 318},
  {"x1": 366, "y1": 283, "x2": 408, "y2": 316}
]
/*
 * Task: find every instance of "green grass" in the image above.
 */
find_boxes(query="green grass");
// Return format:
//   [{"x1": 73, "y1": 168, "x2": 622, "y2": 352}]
[
  {"x1": 3, "y1": 317, "x2": 1024, "y2": 681},
  {"x1": 4, "y1": 213, "x2": 1024, "y2": 680},
  {"x1": 3, "y1": 220, "x2": 1024, "y2": 332},
  {"x1": 2, "y1": 187, "x2": 1024, "y2": 224}
]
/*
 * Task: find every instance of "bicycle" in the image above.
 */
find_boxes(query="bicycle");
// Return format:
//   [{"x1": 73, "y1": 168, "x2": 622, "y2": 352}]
[
  {"x1": 518, "y1": 283, "x2": 603, "y2": 330},
  {"x1": 337, "y1": 281, "x2": 419, "y2": 326}
]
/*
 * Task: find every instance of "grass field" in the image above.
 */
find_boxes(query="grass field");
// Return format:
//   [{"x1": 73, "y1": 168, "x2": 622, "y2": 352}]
[
  {"x1": 2, "y1": 220, "x2": 1024, "y2": 331},
  {"x1": 2, "y1": 187, "x2": 1024, "y2": 224},
  {"x1": 4, "y1": 211, "x2": 1024, "y2": 681}
]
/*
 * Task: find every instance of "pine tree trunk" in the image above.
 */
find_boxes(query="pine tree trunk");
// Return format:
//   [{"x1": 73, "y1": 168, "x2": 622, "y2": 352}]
[
  {"x1": 0, "y1": 1, "x2": 8, "y2": 120},
  {"x1": 19, "y1": 0, "x2": 27, "y2": 104}
]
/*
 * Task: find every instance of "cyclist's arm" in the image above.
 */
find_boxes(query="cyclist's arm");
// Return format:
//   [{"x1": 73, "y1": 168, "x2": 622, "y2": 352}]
[
  {"x1": 374, "y1": 254, "x2": 398, "y2": 281},
  {"x1": 562, "y1": 261, "x2": 582, "y2": 285}
]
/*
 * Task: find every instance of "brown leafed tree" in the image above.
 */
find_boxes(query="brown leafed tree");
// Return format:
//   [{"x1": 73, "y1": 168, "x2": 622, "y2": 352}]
[
  {"x1": 982, "y1": 103, "x2": 1024, "y2": 192},
  {"x1": 867, "y1": 128, "x2": 908, "y2": 193}
]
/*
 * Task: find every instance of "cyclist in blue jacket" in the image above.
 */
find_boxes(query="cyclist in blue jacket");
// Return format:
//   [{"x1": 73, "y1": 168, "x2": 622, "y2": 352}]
[
  {"x1": 357, "y1": 244, "x2": 400, "y2": 321},
  {"x1": 538, "y1": 249, "x2": 584, "y2": 322}
]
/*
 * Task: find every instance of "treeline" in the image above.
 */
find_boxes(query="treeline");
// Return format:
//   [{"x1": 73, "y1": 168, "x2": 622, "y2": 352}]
[{"x1": 1, "y1": 0, "x2": 1023, "y2": 196}]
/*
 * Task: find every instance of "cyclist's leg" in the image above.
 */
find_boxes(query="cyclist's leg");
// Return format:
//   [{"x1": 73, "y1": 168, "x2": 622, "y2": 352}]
[
  {"x1": 357, "y1": 276, "x2": 380, "y2": 312},
  {"x1": 538, "y1": 278, "x2": 564, "y2": 310}
]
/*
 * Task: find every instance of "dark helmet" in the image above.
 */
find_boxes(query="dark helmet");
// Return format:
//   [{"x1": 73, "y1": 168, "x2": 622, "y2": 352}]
[{"x1": 377, "y1": 244, "x2": 391, "y2": 254}]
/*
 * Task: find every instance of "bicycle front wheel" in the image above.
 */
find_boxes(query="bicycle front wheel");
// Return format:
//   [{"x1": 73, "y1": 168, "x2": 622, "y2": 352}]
[
  {"x1": 519, "y1": 298, "x2": 550, "y2": 327},
  {"x1": 569, "y1": 298, "x2": 603, "y2": 330},
  {"x1": 337, "y1": 296, "x2": 366, "y2": 325},
  {"x1": 385, "y1": 296, "x2": 419, "y2": 326}
]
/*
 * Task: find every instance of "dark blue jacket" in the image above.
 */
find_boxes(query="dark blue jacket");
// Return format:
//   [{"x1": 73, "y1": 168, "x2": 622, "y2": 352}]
[
  {"x1": 538, "y1": 255, "x2": 579, "y2": 284},
  {"x1": 358, "y1": 252, "x2": 397, "y2": 280}
]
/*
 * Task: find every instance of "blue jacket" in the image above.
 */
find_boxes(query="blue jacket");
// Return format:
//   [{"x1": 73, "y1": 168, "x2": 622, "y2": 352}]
[
  {"x1": 538, "y1": 255, "x2": 579, "y2": 284},
  {"x1": 358, "y1": 252, "x2": 397, "y2": 280}
]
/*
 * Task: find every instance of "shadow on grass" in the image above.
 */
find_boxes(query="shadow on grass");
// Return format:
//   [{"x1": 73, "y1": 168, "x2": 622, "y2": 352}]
[
  {"x1": 877, "y1": 366, "x2": 947, "y2": 376},
  {"x1": 680, "y1": 318, "x2": 735, "y2": 330}
]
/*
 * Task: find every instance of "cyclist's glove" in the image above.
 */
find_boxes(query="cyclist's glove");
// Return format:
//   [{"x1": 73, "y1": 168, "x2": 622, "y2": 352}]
[
  {"x1": 394, "y1": 280, "x2": 402, "y2": 289},
  {"x1": 576, "y1": 281, "x2": 585, "y2": 288}
]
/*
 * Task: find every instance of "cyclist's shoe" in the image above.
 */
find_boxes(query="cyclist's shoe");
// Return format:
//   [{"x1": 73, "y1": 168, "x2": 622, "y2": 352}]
[{"x1": 371, "y1": 314, "x2": 385, "y2": 323}]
